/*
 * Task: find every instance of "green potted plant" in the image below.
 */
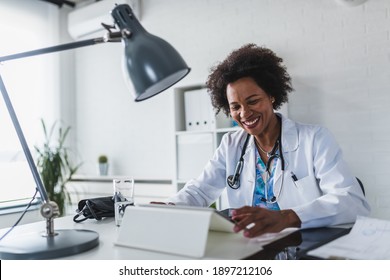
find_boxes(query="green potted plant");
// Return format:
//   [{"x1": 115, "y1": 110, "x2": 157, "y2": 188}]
[
  {"x1": 34, "y1": 119, "x2": 81, "y2": 216},
  {"x1": 98, "y1": 154, "x2": 109, "y2": 176}
]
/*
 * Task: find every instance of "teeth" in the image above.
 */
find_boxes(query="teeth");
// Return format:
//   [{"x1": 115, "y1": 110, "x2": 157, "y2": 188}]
[{"x1": 244, "y1": 117, "x2": 259, "y2": 126}]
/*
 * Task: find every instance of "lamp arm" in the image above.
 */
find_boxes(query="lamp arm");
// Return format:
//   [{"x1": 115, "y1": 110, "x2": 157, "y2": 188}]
[
  {"x1": 0, "y1": 37, "x2": 107, "y2": 63},
  {"x1": 0, "y1": 35, "x2": 119, "y2": 227}
]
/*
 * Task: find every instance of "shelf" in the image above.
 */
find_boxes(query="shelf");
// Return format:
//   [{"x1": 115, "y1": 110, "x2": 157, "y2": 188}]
[
  {"x1": 175, "y1": 126, "x2": 239, "y2": 136},
  {"x1": 175, "y1": 130, "x2": 213, "y2": 135},
  {"x1": 216, "y1": 126, "x2": 240, "y2": 133},
  {"x1": 70, "y1": 174, "x2": 171, "y2": 185}
]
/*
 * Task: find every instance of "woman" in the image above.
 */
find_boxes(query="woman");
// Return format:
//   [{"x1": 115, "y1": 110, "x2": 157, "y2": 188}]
[{"x1": 168, "y1": 44, "x2": 370, "y2": 238}]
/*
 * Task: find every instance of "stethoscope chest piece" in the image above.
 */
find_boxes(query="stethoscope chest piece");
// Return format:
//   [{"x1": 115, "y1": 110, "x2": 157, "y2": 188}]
[{"x1": 227, "y1": 174, "x2": 240, "y2": 189}]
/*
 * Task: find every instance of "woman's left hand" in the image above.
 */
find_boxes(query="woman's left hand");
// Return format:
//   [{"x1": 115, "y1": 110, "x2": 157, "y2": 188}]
[{"x1": 231, "y1": 206, "x2": 301, "y2": 238}]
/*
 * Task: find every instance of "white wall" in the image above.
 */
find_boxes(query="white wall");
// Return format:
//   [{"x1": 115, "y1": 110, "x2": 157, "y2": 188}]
[{"x1": 63, "y1": 0, "x2": 390, "y2": 219}]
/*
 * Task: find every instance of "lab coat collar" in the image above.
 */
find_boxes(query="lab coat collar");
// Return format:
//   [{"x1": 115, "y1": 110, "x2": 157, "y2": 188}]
[
  {"x1": 240, "y1": 113, "x2": 298, "y2": 197},
  {"x1": 278, "y1": 113, "x2": 299, "y2": 153},
  {"x1": 242, "y1": 113, "x2": 299, "y2": 154},
  {"x1": 234, "y1": 113, "x2": 298, "y2": 186},
  {"x1": 241, "y1": 113, "x2": 299, "y2": 156}
]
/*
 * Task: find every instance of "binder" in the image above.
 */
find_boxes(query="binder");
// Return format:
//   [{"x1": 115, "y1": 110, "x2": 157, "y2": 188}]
[
  {"x1": 199, "y1": 88, "x2": 215, "y2": 130},
  {"x1": 184, "y1": 89, "x2": 201, "y2": 131},
  {"x1": 184, "y1": 88, "x2": 215, "y2": 131}
]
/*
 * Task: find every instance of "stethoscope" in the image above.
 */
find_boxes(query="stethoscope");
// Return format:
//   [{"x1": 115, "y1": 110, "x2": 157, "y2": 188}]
[{"x1": 227, "y1": 129, "x2": 285, "y2": 203}]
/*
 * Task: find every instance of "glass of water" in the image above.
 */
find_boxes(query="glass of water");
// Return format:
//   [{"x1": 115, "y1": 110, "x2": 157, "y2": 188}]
[{"x1": 113, "y1": 177, "x2": 134, "y2": 226}]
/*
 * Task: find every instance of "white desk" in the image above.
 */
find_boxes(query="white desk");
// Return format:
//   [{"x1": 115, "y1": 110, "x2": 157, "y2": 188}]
[{"x1": 0, "y1": 215, "x2": 271, "y2": 260}]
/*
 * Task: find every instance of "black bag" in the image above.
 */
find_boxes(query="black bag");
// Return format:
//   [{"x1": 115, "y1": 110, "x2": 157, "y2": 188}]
[{"x1": 73, "y1": 196, "x2": 115, "y2": 223}]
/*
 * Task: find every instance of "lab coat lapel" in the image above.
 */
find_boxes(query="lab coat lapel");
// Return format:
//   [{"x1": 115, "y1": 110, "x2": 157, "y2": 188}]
[
  {"x1": 280, "y1": 113, "x2": 299, "y2": 153},
  {"x1": 273, "y1": 157, "x2": 285, "y2": 196},
  {"x1": 274, "y1": 113, "x2": 297, "y2": 197},
  {"x1": 241, "y1": 137, "x2": 256, "y2": 205}
]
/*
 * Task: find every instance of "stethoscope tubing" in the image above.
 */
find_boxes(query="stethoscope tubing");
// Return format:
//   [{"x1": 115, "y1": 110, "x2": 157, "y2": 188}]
[
  {"x1": 226, "y1": 134, "x2": 251, "y2": 189},
  {"x1": 227, "y1": 132, "x2": 286, "y2": 198}
]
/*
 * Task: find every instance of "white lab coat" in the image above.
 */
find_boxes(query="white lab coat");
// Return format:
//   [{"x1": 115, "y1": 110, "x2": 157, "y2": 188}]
[{"x1": 169, "y1": 114, "x2": 371, "y2": 228}]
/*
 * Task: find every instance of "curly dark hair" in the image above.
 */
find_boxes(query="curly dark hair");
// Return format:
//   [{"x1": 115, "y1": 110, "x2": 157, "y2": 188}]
[{"x1": 206, "y1": 44, "x2": 293, "y2": 116}]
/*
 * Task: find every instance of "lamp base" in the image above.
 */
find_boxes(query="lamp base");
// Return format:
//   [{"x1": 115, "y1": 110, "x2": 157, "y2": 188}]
[{"x1": 0, "y1": 229, "x2": 99, "y2": 260}]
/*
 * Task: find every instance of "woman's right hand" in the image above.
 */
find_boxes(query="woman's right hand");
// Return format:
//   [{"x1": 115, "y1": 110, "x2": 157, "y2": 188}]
[{"x1": 231, "y1": 206, "x2": 301, "y2": 238}]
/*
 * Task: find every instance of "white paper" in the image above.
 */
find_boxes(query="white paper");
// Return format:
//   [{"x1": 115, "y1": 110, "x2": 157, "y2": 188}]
[
  {"x1": 308, "y1": 216, "x2": 390, "y2": 259},
  {"x1": 246, "y1": 227, "x2": 299, "y2": 247}
]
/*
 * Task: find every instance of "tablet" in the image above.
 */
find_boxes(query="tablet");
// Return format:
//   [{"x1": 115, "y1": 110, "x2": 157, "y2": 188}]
[{"x1": 138, "y1": 204, "x2": 236, "y2": 233}]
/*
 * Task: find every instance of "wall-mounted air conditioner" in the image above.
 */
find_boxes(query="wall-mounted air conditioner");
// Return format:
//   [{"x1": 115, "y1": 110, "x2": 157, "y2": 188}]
[{"x1": 67, "y1": 0, "x2": 141, "y2": 40}]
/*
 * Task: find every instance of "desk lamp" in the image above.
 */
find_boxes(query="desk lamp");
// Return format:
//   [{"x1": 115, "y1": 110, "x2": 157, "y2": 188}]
[{"x1": 0, "y1": 4, "x2": 190, "y2": 259}]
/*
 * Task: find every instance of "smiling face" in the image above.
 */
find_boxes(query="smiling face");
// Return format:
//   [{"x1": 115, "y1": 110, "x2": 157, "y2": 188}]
[{"x1": 227, "y1": 77, "x2": 277, "y2": 138}]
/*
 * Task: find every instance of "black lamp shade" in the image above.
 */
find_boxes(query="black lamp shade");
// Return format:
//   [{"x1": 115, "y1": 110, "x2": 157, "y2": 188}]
[{"x1": 111, "y1": 4, "x2": 190, "y2": 101}]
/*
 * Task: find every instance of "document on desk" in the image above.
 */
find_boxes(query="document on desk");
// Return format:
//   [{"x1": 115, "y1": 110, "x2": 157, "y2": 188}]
[
  {"x1": 307, "y1": 216, "x2": 390, "y2": 259},
  {"x1": 250, "y1": 227, "x2": 298, "y2": 245}
]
